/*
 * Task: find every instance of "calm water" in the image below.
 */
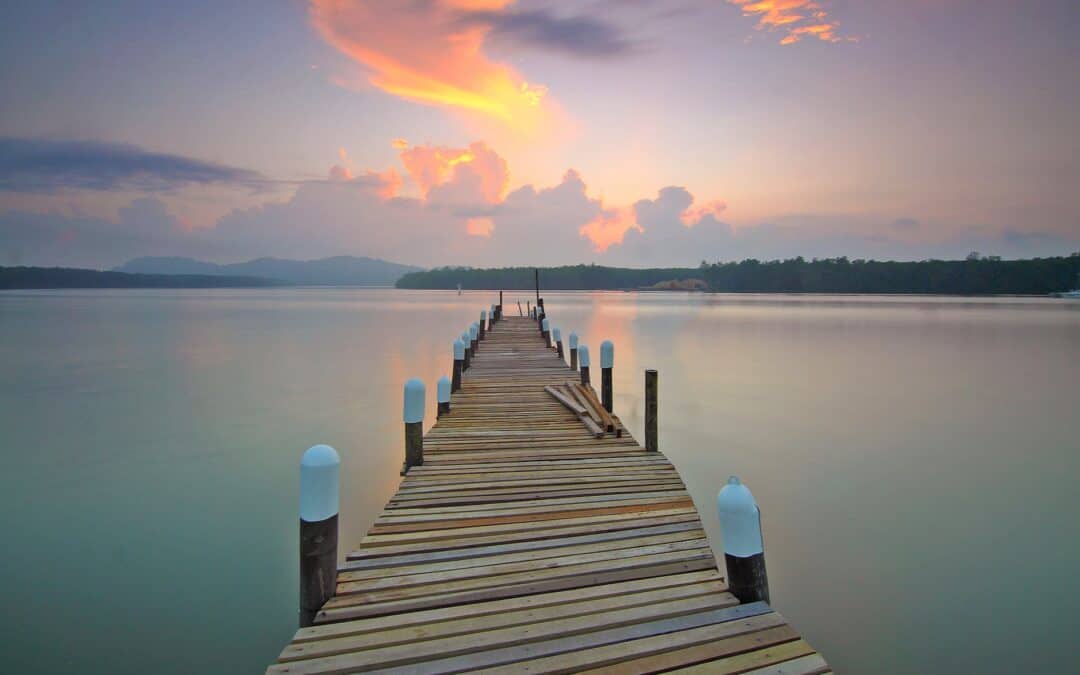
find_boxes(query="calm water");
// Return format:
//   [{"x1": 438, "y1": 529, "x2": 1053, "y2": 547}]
[{"x1": 1, "y1": 289, "x2": 1077, "y2": 673}]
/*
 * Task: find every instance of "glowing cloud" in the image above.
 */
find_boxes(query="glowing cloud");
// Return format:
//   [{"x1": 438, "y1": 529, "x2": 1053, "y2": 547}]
[
  {"x1": 680, "y1": 200, "x2": 728, "y2": 226},
  {"x1": 580, "y1": 207, "x2": 639, "y2": 252},
  {"x1": 399, "y1": 141, "x2": 509, "y2": 203},
  {"x1": 728, "y1": 0, "x2": 852, "y2": 45},
  {"x1": 308, "y1": 1, "x2": 550, "y2": 131},
  {"x1": 466, "y1": 216, "x2": 494, "y2": 237}
]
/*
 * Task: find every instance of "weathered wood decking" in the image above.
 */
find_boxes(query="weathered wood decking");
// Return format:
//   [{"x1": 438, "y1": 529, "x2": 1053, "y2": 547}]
[{"x1": 270, "y1": 315, "x2": 828, "y2": 674}]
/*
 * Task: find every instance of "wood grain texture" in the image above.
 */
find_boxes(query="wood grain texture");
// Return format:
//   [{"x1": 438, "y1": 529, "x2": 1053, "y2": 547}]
[{"x1": 268, "y1": 315, "x2": 827, "y2": 673}]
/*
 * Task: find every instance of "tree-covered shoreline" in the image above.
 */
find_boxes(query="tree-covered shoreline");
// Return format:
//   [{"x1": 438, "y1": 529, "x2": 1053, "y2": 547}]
[{"x1": 397, "y1": 254, "x2": 1080, "y2": 295}]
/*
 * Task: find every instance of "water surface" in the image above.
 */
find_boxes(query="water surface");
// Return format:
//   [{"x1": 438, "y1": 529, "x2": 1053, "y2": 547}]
[{"x1": 1, "y1": 289, "x2": 1077, "y2": 673}]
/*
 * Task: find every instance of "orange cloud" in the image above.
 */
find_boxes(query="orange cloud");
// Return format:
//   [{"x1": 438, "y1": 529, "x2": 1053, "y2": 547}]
[
  {"x1": 308, "y1": 1, "x2": 550, "y2": 133},
  {"x1": 580, "y1": 207, "x2": 639, "y2": 252},
  {"x1": 399, "y1": 141, "x2": 509, "y2": 203},
  {"x1": 390, "y1": 138, "x2": 409, "y2": 150},
  {"x1": 466, "y1": 216, "x2": 494, "y2": 237},
  {"x1": 728, "y1": 0, "x2": 852, "y2": 45},
  {"x1": 680, "y1": 200, "x2": 728, "y2": 226}
]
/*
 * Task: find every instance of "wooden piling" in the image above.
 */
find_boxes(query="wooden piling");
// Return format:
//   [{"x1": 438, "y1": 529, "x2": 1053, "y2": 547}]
[
  {"x1": 299, "y1": 444, "x2": 339, "y2": 628},
  {"x1": 451, "y1": 340, "x2": 464, "y2": 392},
  {"x1": 579, "y1": 344, "x2": 591, "y2": 385},
  {"x1": 645, "y1": 369, "x2": 658, "y2": 452},
  {"x1": 718, "y1": 476, "x2": 770, "y2": 604},
  {"x1": 600, "y1": 340, "x2": 614, "y2": 413},
  {"x1": 402, "y1": 379, "x2": 425, "y2": 474}
]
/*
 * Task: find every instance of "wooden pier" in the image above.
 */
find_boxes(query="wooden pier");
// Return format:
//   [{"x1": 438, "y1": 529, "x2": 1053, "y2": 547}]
[{"x1": 270, "y1": 313, "x2": 829, "y2": 674}]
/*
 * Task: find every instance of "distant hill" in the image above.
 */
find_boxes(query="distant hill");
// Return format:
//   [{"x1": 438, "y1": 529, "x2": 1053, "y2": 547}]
[
  {"x1": 115, "y1": 255, "x2": 421, "y2": 286},
  {"x1": 0, "y1": 266, "x2": 287, "y2": 289}
]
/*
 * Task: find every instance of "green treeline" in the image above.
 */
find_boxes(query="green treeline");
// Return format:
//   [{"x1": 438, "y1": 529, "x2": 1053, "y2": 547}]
[
  {"x1": 0, "y1": 266, "x2": 288, "y2": 289},
  {"x1": 397, "y1": 253, "x2": 1080, "y2": 295},
  {"x1": 396, "y1": 265, "x2": 703, "y2": 290}
]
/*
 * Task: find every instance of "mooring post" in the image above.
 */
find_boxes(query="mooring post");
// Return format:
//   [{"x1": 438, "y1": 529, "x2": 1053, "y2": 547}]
[
  {"x1": 489, "y1": 304, "x2": 496, "y2": 330},
  {"x1": 553, "y1": 327, "x2": 564, "y2": 360},
  {"x1": 469, "y1": 323, "x2": 479, "y2": 356},
  {"x1": 526, "y1": 301, "x2": 530, "y2": 318},
  {"x1": 452, "y1": 339, "x2": 465, "y2": 391},
  {"x1": 717, "y1": 476, "x2": 770, "y2": 604},
  {"x1": 600, "y1": 340, "x2": 614, "y2": 412},
  {"x1": 569, "y1": 332, "x2": 579, "y2": 370},
  {"x1": 299, "y1": 444, "x2": 339, "y2": 628},
  {"x1": 645, "y1": 369, "x2": 658, "y2": 452},
  {"x1": 541, "y1": 317, "x2": 551, "y2": 347},
  {"x1": 436, "y1": 375, "x2": 451, "y2": 418},
  {"x1": 498, "y1": 291, "x2": 504, "y2": 320},
  {"x1": 479, "y1": 310, "x2": 487, "y2": 340},
  {"x1": 402, "y1": 378, "x2": 425, "y2": 474},
  {"x1": 579, "y1": 344, "x2": 591, "y2": 385},
  {"x1": 461, "y1": 331, "x2": 471, "y2": 370}
]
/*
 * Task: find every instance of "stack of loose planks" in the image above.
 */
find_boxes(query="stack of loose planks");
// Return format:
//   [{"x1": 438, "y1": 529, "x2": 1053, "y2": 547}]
[{"x1": 545, "y1": 381, "x2": 625, "y2": 439}]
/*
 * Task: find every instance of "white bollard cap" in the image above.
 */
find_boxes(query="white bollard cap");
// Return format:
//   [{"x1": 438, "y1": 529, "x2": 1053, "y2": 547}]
[
  {"x1": 569, "y1": 332, "x2": 578, "y2": 349},
  {"x1": 403, "y1": 378, "x2": 425, "y2": 423},
  {"x1": 717, "y1": 476, "x2": 764, "y2": 557},
  {"x1": 552, "y1": 327, "x2": 561, "y2": 342},
  {"x1": 300, "y1": 444, "x2": 340, "y2": 522},
  {"x1": 600, "y1": 340, "x2": 614, "y2": 368},
  {"x1": 437, "y1": 375, "x2": 451, "y2": 403},
  {"x1": 578, "y1": 344, "x2": 590, "y2": 367},
  {"x1": 469, "y1": 324, "x2": 479, "y2": 339},
  {"x1": 542, "y1": 318, "x2": 550, "y2": 331},
  {"x1": 481, "y1": 309, "x2": 487, "y2": 320},
  {"x1": 453, "y1": 338, "x2": 465, "y2": 360},
  {"x1": 461, "y1": 331, "x2": 470, "y2": 345}
]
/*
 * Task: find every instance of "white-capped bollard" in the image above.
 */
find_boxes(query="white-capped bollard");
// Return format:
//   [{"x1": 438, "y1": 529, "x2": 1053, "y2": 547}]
[
  {"x1": 489, "y1": 304, "x2": 496, "y2": 330},
  {"x1": 452, "y1": 339, "x2": 465, "y2": 391},
  {"x1": 569, "y1": 331, "x2": 579, "y2": 370},
  {"x1": 717, "y1": 476, "x2": 770, "y2": 604},
  {"x1": 402, "y1": 378, "x2": 425, "y2": 474},
  {"x1": 437, "y1": 375, "x2": 451, "y2": 417},
  {"x1": 541, "y1": 317, "x2": 551, "y2": 347},
  {"x1": 469, "y1": 323, "x2": 479, "y2": 356},
  {"x1": 553, "y1": 327, "x2": 564, "y2": 360},
  {"x1": 462, "y1": 331, "x2": 472, "y2": 369},
  {"x1": 299, "y1": 444, "x2": 340, "y2": 627},
  {"x1": 600, "y1": 340, "x2": 614, "y2": 412},
  {"x1": 479, "y1": 310, "x2": 487, "y2": 340},
  {"x1": 578, "y1": 344, "x2": 591, "y2": 385}
]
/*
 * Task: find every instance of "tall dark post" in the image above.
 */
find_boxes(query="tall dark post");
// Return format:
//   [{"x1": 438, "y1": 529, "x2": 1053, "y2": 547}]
[
  {"x1": 469, "y1": 323, "x2": 479, "y2": 356},
  {"x1": 452, "y1": 339, "x2": 464, "y2": 392},
  {"x1": 299, "y1": 444, "x2": 339, "y2": 628},
  {"x1": 600, "y1": 340, "x2": 614, "y2": 413},
  {"x1": 479, "y1": 311, "x2": 486, "y2": 340},
  {"x1": 645, "y1": 369, "x2": 658, "y2": 452},
  {"x1": 718, "y1": 476, "x2": 770, "y2": 604},
  {"x1": 498, "y1": 291, "x2": 504, "y2": 320},
  {"x1": 437, "y1": 375, "x2": 451, "y2": 418},
  {"x1": 461, "y1": 331, "x2": 471, "y2": 371},
  {"x1": 579, "y1": 344, "x2": 591, "y2": 385},
  {"x1": 402, "y1": 379, "x2": 425, "y2": 474},
  {"x1": 534, "y1": 268, "x2": 540, "y2": 307}
]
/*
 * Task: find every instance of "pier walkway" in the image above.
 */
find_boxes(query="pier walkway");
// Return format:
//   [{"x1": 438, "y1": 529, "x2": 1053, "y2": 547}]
[{"x1": 269, "y1": 315, "x2": 828, "y2": 674}]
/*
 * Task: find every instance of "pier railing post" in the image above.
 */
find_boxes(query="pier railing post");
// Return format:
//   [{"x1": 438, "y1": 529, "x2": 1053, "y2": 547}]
[
  {"x1": 600, "y1": 340, "x2": 614, "y2": 412},
  {"x1": 498, "y1": 291, "x2": 503, "y2": 320},
  {"x1": 437, "y1": 375, "x2": 451, "y2": 418},
  {"x1": 717, "y1": 476, "x2": 770, "y2": 604},
  {"x1": 489, "y1": 304, "x2": 496, "y2": 330},
  {"x1": 541, "y1": 318, "x2": 551, "y2": 347},
  {"x1": 461, "y1": 331, "x2": 471, "y2": 370},
  {"x1": 469, "y1": 323, "x2": 479, "y2": 356},
  {"x1": 452, "y1": 339, "x2": 465, "y2": 391},
  {"x1": 299, "y1": 444, "x2": 339, "y2": 628},
  {"x1": 569, "y1": 332, "x2": 579, "y2": 370},
  {"x1": 479, "y1": 311, "x2": 486, "y2": 340},
  {"x1": 645, "y1": 369, "x2": 658, "y2": 452},
  {"x1": 578, "y1": 345, "x2": 591, "y2": 385},
  {"x1": 553, "y1": 328, "x2": 564, "y2": 360},
  {"x1": 402, "y1": 379, "x2": 424, "y2": 474}
]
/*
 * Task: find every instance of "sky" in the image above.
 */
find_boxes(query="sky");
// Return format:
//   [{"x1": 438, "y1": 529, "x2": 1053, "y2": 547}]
[{"x1": 1, "y1": 0, "x2": 1078, "y2": 268}]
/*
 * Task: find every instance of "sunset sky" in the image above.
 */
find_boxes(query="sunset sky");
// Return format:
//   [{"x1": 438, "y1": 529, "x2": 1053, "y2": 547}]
[{"x1": 1, "y1": 0, "x2": 1078, "y2": 268}]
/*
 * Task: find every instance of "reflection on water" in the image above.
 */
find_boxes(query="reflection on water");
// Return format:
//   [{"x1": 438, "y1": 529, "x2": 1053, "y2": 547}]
[{"x1": 1, "y1": 289, "x2": 1077, "y2": 674}]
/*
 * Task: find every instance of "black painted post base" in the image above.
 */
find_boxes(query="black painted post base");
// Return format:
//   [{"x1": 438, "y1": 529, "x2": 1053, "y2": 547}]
[
  {"x1": 570, "y1": 348, "x2": 578, "y2": 371},
  {"x1": 437, "y1": 401, "x2": 450, "y2": 418},
  {"x1": 725, "y1": 552, "x2": 770, "y2": 604},
  {"x1": 452, "y1": 359, "x2": 463, "y2": 391},
  {"x1": 403, "y1": 420, "x2": 423, "y2": 474},
  {"x1": 556, "y1": 340, "x2": 564, "y2": 360},
  {"x1": 581, "y1": 365, "x2": 590, "y2": 386},
  {"x1": 601, "y1": 367, "x2": 613, "y2": 412},
  {"x1": 299, "y1": 514, "x2": 338, "y2": 627}
]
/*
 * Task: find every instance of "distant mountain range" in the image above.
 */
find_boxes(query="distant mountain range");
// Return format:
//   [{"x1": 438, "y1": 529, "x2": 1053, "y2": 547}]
[{"x1": 114, "y1": 256, "x2": 422, "y2": 286}]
